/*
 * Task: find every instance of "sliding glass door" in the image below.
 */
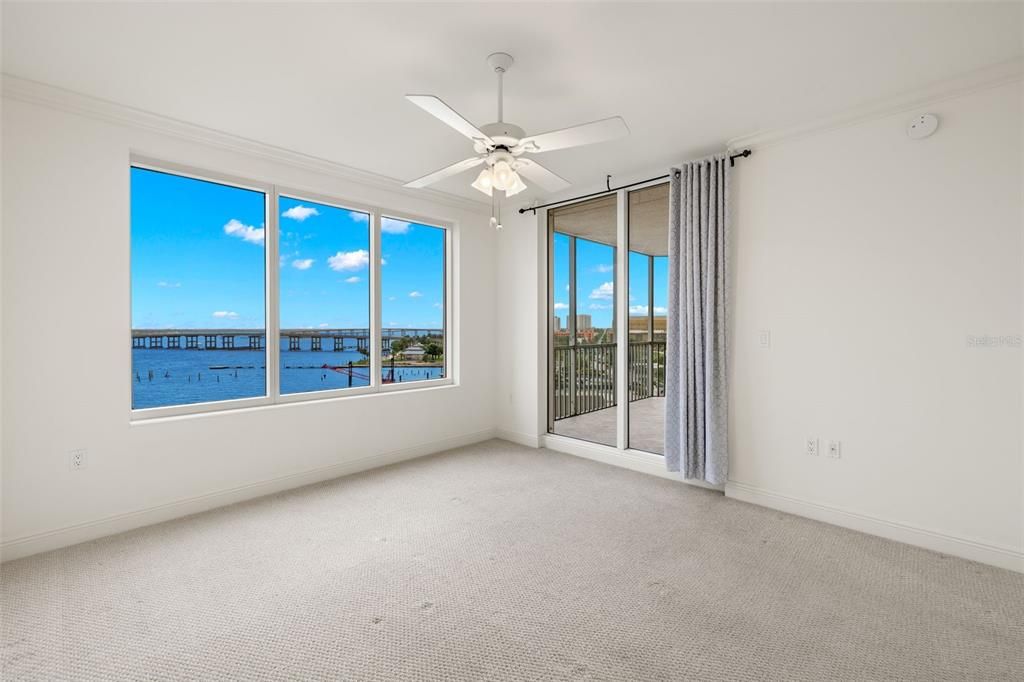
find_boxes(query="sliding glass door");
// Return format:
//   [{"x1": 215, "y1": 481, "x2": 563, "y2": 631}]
[
  {"x1": 626, "y1": 184, "x2": 669, "y2": 454},
  {"x1": 548, "y1": 195, "x2": 618, "y2": 447},
  {"x1": 547, "y1": 182, "x2": 669, "y2": 454}
]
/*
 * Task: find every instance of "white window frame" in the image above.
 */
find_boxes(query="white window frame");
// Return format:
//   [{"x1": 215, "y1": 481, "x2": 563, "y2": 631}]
[{"x1": 128, "y1": 156, "x2": 454, "y2": 421}]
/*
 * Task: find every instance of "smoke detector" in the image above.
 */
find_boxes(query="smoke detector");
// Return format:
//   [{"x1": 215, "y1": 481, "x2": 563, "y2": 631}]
[{"x1": 907, "y1": 114, "x2": 939, "y2": 140}]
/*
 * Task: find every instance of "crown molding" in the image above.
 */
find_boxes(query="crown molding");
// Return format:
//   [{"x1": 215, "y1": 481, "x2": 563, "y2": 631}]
[
  {"x1": 1, "y1": 74, "x2": 491, "y2": 216},
  {"x1": 728, "y1": 57, "x2": 1023, "y2": 151}
]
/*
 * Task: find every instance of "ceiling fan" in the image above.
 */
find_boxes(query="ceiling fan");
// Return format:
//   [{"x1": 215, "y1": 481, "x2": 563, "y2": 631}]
[{"x1": 403, "y1": 52, "x2": 630, "y2": 200}]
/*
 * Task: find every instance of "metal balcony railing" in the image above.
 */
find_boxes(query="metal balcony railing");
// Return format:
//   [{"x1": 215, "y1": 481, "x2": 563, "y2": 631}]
[
  {"x1": 552, "y1": 341, "x2": 666, "y2": 421},
  {"x1": 628, "y1": 341, "x2": 666, "y2": 401}
]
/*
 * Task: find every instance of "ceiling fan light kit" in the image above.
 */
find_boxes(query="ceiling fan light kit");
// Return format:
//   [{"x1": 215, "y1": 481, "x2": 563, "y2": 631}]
[{"x1": 404, "y1": 52, "x2": 630, "y2": 227}]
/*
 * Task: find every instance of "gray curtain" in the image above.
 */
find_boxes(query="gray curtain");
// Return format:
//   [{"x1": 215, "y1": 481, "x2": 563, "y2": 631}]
[{"x1": 665, "y1": 154, "x2": 729, "y2": 485}]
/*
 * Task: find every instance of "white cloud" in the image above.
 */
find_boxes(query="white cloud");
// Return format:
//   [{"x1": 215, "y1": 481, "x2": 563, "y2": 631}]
[
  {"x1": 291, "y1": 258, "x2": 314, "y2": 270},
  {"x1": 387, "y1": 296, "x2": 396, "y2": 301},
  {"x1": 381, "y1": 257, "x2": 387, "y2": 266},
  {"x1": 381, "y1": 220, "x2": 411, "y2": 234},
  {"x1": 629, "y1": 305, "x2": 668, "y2": 315},
  {"x1": 593, "y1": 263, "x2": 613, "y2": 273},
  {"x1": 282, "y1": 205, "x2": 320, "y2": 222},
  {"x1": 327, "y1": 249, "x2": 370, "y2": 271},
  {"x1": 553, "y1": 302, "x2": 569, "y2": 310},
  {"x1": 223, "y1": 219, "x2": 265, "y2": 245},
  {"x1": 318, "y1": 323, "x2": 330, "y2": 328},
  {"x1": 157, "y1": 281, "x2": 181, "y2": 288},
  {"x1": 212, "y1": 311, "x2": 239, "y2": 320},
  {"x1": 344, "y1": 276, "x2": 361, "y2": 283},
  {"x1": 409, "y1": 291, "x2": 423, "y2": 298},
  {"x1": 589, "y1": 303, "x2": 611, "y2": 310},
  {"x1": 432, "y1": 302, "x2": 442, "y2": 308},
  {"x1": 589, "y1": 281, "x2": 614, "y2": 300}
]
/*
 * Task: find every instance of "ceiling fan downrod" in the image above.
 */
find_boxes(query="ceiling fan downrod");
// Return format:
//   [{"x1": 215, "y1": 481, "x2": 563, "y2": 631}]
[{"x1": 487, "y1": 52, "x2": 513, "y2": 124}]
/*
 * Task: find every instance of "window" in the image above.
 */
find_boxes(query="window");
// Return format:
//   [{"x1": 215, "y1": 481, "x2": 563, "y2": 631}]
[
  {"x1": 380, "y1": 217, "x2": 447, "y2": 384},
  {"x1": 130, "y1": 159, "x2": 452, "y2": 418},
  {"x1": 278, "y1": 196, "x2": 371, "y2": 395},
  {"x1": 575, "y1": 238, "x2": 615, "y2": 346},
  {"x1": 130, "y1": 166, "x2": 268, "y2": 410}
]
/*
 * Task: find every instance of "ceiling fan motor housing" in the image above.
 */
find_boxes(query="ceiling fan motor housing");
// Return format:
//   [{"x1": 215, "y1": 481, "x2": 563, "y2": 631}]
[{"x1": 480, "y1": 121, "x2": 525, "y2": 149}]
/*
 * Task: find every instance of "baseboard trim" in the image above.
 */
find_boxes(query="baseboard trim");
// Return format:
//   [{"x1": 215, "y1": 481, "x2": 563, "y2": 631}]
[
  {"x1": 540, "y1": 433, "x2": 724, "y2": 491},
  {"x1": 495, "y1": 428, "x2": 542, "y2": 448},
  {"x1": 725, "y1": 481, "x2": 1023, "y2": 573},
  {"x1": 1, "y1": 428, "x2": 497, "y2": 563}
]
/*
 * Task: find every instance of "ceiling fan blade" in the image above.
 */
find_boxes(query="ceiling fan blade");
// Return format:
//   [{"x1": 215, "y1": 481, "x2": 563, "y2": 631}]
[
  {"x1": 406, "y1": 95, "x2": 494, "y2": 146},
  {"x1": 404, "y1": 157, "x2": 485, "y2": 189},
  {"x1": 515, "y1": 158, "x2": 571, "y2": 192},
  {"x1": 519, "y1": 116, "x2": 629, "y2": 153}
]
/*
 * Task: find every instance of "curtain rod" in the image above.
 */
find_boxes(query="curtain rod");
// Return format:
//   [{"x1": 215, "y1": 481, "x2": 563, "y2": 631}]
[{"x1": 518, "y1": 149, "x2": 751, "y2": 215}]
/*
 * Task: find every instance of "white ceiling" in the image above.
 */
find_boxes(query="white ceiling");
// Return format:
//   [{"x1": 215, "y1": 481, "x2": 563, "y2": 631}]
[{"x1": 3, "y1": 2, "x2": 1021, "y2": 204}]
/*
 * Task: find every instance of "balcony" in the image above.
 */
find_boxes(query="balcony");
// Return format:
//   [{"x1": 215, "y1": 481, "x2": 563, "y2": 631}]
[{"x1": 551, "y1": 341, "x2": 665, "y2": 452}]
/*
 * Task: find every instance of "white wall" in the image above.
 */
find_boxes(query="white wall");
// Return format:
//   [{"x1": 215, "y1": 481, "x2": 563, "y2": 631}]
[
  {"x1": 1, "y1": 87, "x2": 498, "y2": 559},
  {"x1": 494, "y1": 209, "x2": 545, "y2": 446},
  {"x1": 495, "y1": 79, "x2": 1023, "y2": 569},
  {"x1": 728, "y1": 80, "x2": 1022, "y2": 565}
]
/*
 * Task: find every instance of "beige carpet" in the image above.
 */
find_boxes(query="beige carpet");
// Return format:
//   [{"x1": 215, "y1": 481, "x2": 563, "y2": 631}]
[{"x1": 2, "y1": 440, "x2": 1022, "y2": 680}]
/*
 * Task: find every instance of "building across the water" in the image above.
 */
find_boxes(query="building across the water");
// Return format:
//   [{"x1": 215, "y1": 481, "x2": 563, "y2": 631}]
[{"x1": 401, "y1": 343, "x2": 427, "y2": 360}]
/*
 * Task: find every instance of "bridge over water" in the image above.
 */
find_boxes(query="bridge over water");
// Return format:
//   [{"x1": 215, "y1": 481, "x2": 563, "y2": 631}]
[{"x1": 131, "y1": 328, "x2": 442, "y2": 351}]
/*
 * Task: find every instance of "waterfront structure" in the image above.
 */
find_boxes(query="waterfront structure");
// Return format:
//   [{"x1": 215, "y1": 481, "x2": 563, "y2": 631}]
[{"x1": 131, "y1": 328, "x2": 442, "y2": 351}]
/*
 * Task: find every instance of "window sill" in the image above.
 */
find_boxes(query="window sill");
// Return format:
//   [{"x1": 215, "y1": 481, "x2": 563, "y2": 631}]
[{"x1": 129, "y1": 378, "x2": 456, "y2": 425}]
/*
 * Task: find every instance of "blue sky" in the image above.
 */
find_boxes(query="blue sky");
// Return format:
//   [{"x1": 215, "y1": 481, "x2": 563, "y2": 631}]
[
  {"x1": 380, "y1": 217, "x2": 445, "y2": 330},
  {"x1": 278, "y1": 196, "x2": 371, "y2": 329},
  {"x1": 131, "y1": 167, "x2": 445, "y2": 331},
  {"x1": 131, "y1": 167, "x2": 266, "y2": 330},
  {"x1": 552, "y1": 232, "x2": 667, "y2": 330}
]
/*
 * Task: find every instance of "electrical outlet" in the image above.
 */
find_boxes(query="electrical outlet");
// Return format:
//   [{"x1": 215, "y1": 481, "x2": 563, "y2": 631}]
[
  {"x1": 827, "y1": 440, "x2": 841, "y2": 459},
  {"x1": 805, "y1": 438, "x2": 819, "y2": 457},
  {"x1": 69, "y1": 448, "x2": 87, "y2": 470}
]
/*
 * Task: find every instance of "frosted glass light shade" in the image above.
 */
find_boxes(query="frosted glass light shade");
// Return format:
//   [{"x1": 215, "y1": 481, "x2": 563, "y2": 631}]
[
  {"x1": 471, "y1": 168, "x2": 494, "y2": 196},
  {"x1": 505, "y1": 172, "x2": 528, "y2": 197},
  {"x1": 492, "y1": 161, "x2": 515, "y2": 191}
]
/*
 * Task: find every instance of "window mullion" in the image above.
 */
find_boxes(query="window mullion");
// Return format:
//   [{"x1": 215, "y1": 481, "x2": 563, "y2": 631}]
[
  {"x1": 267, "y1": 186, "x2": 281, "y2": 401},
  {"x1": 615, "y1": 189, "x2": 628, "y2": 451},
  {"x1": 370, "y1": 210, "x2": 383, "y2": 391}
]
